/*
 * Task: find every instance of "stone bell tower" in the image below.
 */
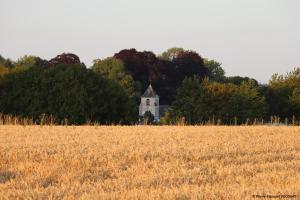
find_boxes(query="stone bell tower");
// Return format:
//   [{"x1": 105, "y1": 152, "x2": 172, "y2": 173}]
[{"x1": 139, "y1": 84, "x2": 159, "y2": 122}]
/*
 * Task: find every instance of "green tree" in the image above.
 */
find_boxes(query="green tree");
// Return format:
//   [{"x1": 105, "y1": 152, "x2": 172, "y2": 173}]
[
  {"x1": 15, "y1": 55, "x2": 46, "y2": 69},
  {"x1": 167, "y1": 77, "x2": 207, "y2": 124},
  {"x1": 225, "y1": 76, "x2": 258, "y2": 86},
  {"x1": 159, "y1": 47, "x2": 185, "y2": 61},
  {"x1": 0, "y1": 55, "x2": 5, "y2": 65},
  {"x1": 289, "y1": 88, "x2": 300, "y2": 113},
  {"x1": 0, "y1": 55, "x2": 14, "y2": 68},
  {"x1": 266, "y1": 67, "x2": 300, "y2": 118},
  {"x1": 91, "y1": 57, "x2": 140, "y2": 99},
  {"x1": 230, "y1": 81, "x2": 267, "y2": 122},
  {"x1": 167, "y1": 77, "x2": 267, "y2": 125},
  {"x1": 204, "y1": 58, "x2": 225, "y2": 82},
  {"x1": 0, "y1": 64, "x2": 137, "y2": 124}
]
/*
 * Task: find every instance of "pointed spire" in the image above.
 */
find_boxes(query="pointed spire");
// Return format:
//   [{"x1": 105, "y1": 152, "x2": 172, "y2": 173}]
[{"x1": 142, "y1": 84, "x2": 158, "y2": 98}]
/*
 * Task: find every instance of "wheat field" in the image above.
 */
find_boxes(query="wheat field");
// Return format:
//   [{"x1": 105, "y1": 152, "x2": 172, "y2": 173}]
[{"x1": 0, "y1": 126, "x2": 299, "y2": 199}]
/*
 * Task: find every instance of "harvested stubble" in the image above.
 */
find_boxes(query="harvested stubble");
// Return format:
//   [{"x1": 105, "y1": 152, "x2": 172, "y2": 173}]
[{"x1": 0, "y1": 126, "x2": 299, "y2": 199}]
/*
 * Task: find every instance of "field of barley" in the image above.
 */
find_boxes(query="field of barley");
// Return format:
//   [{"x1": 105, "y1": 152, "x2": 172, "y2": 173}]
[{"x1": 0, "y1": 126, "x2": 299, "y2": 199}]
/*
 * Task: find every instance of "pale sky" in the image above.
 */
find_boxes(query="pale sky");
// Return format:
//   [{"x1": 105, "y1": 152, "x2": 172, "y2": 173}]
[{"x1": 1, "y1": 0, "x2": 299, "y2": 83}]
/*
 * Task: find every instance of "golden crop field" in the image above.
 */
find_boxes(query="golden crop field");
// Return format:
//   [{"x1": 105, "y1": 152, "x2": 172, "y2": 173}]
[{"x1": 0, "y1": 126, "x2": 299, "y2": 199}]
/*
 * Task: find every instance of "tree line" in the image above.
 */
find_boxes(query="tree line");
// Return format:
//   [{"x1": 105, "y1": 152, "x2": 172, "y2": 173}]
[{"x1": 0, "y1": 48, "x2": 299, "y2": 125}]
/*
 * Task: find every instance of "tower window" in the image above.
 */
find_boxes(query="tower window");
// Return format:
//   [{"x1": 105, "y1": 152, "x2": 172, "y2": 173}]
[{"x1": 146, "y1": 99, "x2": 150, "y2": 106}]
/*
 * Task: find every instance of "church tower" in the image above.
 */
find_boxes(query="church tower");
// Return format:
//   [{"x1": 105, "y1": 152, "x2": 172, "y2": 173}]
[{"x1": 139, "y1": 84, "x2": 159, "y2": 122}]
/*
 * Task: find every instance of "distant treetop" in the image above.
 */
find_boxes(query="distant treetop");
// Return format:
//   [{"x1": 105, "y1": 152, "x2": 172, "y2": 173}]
[{"x1": 46, "y1": 53, "x2": 81, "y2": 67}]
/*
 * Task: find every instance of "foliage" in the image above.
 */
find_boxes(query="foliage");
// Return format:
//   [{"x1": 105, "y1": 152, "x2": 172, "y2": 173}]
[
  {"x1": 114, "y1": 48, "x2": 209, "y2": 104},
  {"x1": 289, "y1": 88, "x2": 300, "y2": 113},
  {"x1": 0, "y1": 50, "x2": 299, "y2": 124},
  {"x1": 159, "y1": 47, "x2": 184, "y2": 61},
  {"x1": 0, "y1": 66, "x2": 9, "y2": 77},
  {"x1": 15, "y1": 55, "x2": 46, "y2": 68},
  {"x1": 204, "y1": 59, "x2": 225, "y2": 82},
  {"x1": 167, "y1": 77, "x2": 267, "y2": 125},
  {"x1": 92, "y1": 57, "x2": 140, "y2": 99},
  {"x1": 225, "y1": 76, "x2": 258, "y2": 86},
  {"x1": 0, "y1": 55, "x2": 14, "y2": 68},
  {"x1": 0, "y1": 64, "x2": 137, "y2": 124},
  {"x1": 263, "y1": 67, "x2": 300, "y2": 118},
  {"x1": 0, "y1": 55, "x2": 46, "y2": 77},
  {"x1": 46, "y1": 53, "x2": 81, "y2": 67},
  {"x1": 172, "y1": 50, "x2": 208, "y2": 82}
]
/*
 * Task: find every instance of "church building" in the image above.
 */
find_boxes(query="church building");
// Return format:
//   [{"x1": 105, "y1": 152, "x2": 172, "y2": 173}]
[{"x1": 139, "y1": 84, "x2": 160, "y2": 122}]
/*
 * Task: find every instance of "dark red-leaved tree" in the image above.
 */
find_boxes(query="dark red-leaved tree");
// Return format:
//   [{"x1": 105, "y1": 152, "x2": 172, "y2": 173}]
[
  {"x1": 114, "y1": 48, "x2": 209, "y2": 104},
  {"x1": 172, "y1": 51, "x2": 208, "y2": 81},
  {"x1": 114, "y1": 49, "x2": 156, "y2": 84},
  {"x1": 46, "y1": 53, "x2": 81, "y2": 67}
]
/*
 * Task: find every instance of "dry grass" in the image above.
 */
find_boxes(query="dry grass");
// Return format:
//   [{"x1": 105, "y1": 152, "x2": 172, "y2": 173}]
[{"x1": 0, "y1": 126, "x2": 299, "y2": 199}]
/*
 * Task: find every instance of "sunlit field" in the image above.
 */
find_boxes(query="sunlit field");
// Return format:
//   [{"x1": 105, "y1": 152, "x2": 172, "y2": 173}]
[{"x1": 0, "y1": 126, "x2": 299, "y2": 199}]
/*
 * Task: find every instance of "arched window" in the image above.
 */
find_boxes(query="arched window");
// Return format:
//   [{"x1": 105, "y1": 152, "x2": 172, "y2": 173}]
[{"x1": 146, "y1": 99, "x2": 150, "y2": 106}]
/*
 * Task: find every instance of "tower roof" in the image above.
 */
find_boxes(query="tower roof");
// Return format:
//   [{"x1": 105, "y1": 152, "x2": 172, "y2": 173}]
[{"x1": 142, "y1": 84, "x2": 158, "y2": 98}]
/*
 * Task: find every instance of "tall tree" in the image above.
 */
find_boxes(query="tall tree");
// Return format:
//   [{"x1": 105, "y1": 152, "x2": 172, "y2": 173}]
[
  {"x1": 264, "y1": 67, "x2": 300, "y2": 118},
  {"x1": 0, "y1": 63, "x2": 137, "y2": 124},
  {"x1": 204, "y1": 59, "x2": 225, "y2": 82},
  {"x1": 92, "y1": 56, "x2": 142, "y2": 121},
  {"x1": 167, "y1": 77, "x2": 267, "y2": 125},
  {"x1": 92, "y1": 57, "x2": 140, "y2": 100},
  {"x1": 114, "y1": 48, "x2": 209, "y2": 104},
  {"x1": 172, "y1": 50, "x2": 208, "y2": 81}
]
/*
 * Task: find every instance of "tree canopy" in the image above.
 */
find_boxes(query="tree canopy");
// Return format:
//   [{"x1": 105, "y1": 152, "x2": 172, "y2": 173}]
[
  {"x1": 159, "y1": 47, "x2": 185, "y2": 61},
  {"x1": 204, "y1": 59, "x2": 225, "y2": 82},
  {"x1": 92, "y1": 57, "x2": 139, "y2": 100},
  {"x1": 166, "y1": 77, "x2": 267, "y2": 125},
  {"x1": 0, "y1": 50, "x2": 299, "y2": 125},
  {"x1": 0, "y1": 54, "x2": 137, "y2": 124},
  {"x1": 114, "y1": 48, "x2": 209, "y2": 104},
  {"x1": 261, "y1": 68, "x2": 300, "y2": 118}
]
